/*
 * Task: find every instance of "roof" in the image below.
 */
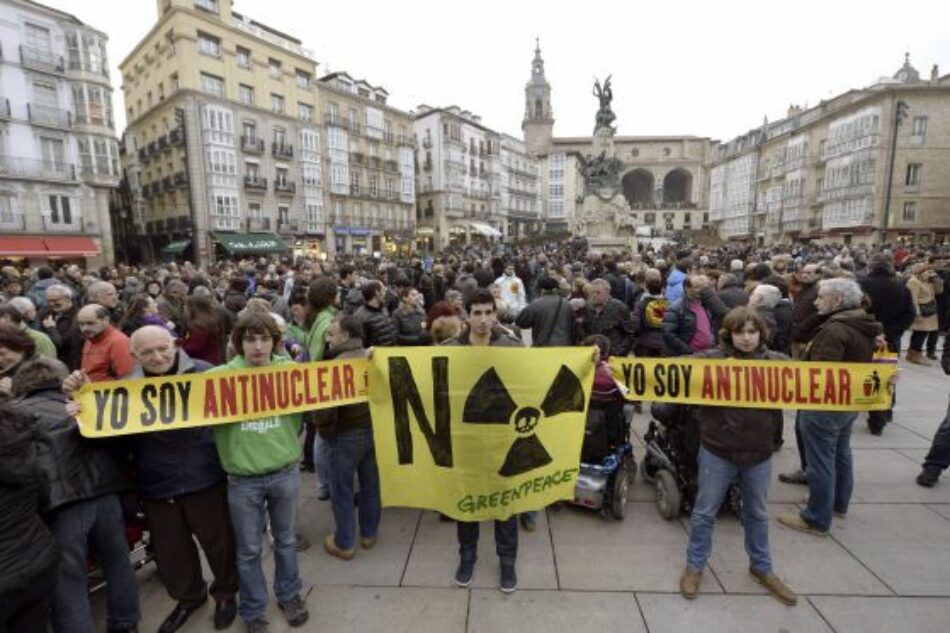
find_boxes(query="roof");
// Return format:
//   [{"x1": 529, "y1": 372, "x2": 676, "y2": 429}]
[{"x1": 320, "y1": 72, "x2": 389, "y2": 95}]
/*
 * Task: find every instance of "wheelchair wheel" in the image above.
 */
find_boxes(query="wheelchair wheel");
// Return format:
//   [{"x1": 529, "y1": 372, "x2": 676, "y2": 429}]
[
  {"x1": 610, "y1": 467, "x2": 629, "y2": 520},
  {"x1": 640, "y1": 456, "x2": 659, "y2": 484},
  {"x1": 624, "y1": 454, "x2": 637, "y2": 485},
  {"x1": 655, "y1": 470, "x2": 681, "y2": 520}
]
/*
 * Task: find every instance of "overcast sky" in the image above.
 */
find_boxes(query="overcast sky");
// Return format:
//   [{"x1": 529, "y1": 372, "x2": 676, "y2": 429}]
[{"x1": 65, "y1": 0, "x2": 950, "y2": 142}]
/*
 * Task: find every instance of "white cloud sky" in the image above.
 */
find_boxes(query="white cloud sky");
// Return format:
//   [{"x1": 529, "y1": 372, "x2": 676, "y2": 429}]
[{"x1": 65, "y1": 0, "x2": 950, "y2": 141}]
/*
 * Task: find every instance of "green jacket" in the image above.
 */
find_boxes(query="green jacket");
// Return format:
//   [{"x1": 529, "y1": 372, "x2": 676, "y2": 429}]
[
  {"x1": 211, "y1": 355, "x2": 302, "y2": 476},
  {"x1": 305, "y1": 306, "x2": 337, "y2": 361},
  {"x1": 21, "y1": 323, "x2": 56, "y2": 359}
]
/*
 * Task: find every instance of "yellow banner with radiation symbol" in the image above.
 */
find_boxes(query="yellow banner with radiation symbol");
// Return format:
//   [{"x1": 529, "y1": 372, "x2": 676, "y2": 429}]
[{"x1": 367, "y1": 347, "x2": 595, "y2": 522}]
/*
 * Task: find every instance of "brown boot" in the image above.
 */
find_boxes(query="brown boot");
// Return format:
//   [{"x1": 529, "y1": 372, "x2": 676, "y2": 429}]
[
  {"x1": 907, "y1": 350, "x2": 932, "y2": 366},
  {"x1": 679, "y1": 567, "x2": 702, "y2": 599},
  {"x1": 750, "y1": 568, "x2": 798, "y2": 606}
]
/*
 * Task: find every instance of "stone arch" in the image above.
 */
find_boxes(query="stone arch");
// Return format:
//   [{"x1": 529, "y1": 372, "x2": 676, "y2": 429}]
[
  {"x1": 622, "y1": 168, "x2": 654, "y2": 206},
  {"x1": 663, "y1": 168, "x2": 692, "y2": 203}
]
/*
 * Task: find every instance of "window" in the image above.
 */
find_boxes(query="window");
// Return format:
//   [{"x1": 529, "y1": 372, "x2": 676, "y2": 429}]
[
  {"x1": 200, "y1": 72, "x2": 224, "y2": 97},
  {"x1": 238, "y1": 84, "x2": 254, "y2": 106},
  {"x1": 296, "y1": 70, "x2": 310, "y2": 89},
  {"x1": 905, "y1": 163, "x2": 922, "y2": 186},
  {"x1": 298, "y1": 103, "x2": 313, "y2": 122},
  {"x1": 273, "y1": 127, "x2": 286, "y2": 147},
  {"x1": 301, "y1": 164, "x2": 321, "y2": 188},
  {"x1": 245, "y1": 161, "x2": 259, "y2": 179},
  {"x1": 912, "y1": 116, "x2": 928, "y2": 137},
  {"x1": 207, "y1": 148, "x2": 236, "y2": 175},
  {"x1": 40, "y1": 137, "x2": 65, "y2": 169},
  {"x1": 45, "y1": 195, "x2": 73, "y2": 224},
  {"x1": 902, "y1": 201, "x2": 917, "y2": 222},
  {"x1": 25, "y1": 23, "x2": 52, "y2": 52},
  {"x1": 269, "y1": 59, "x2": 281, "y2": 79},
  {"x1": 275, "y1": 167, "x2": 288, "y2": 186},
  {"x1": 369, "y1": 176, "x2": 378, "y2": 197},
  {"x1": 197, "y1": 32, "x2": 220, "y2": 57},
  {"x1": 350, "y1": 170, "x2": 360, "y2": 194},
  {"x1": 248, "y1": 202, "x2": 262, "y2": 218},
  {"x1": 242, "y1": 121, "x2": 256, "y2": 141},
  {"x1": 644, "y1": 212, "x2": 656, "y2": 224},
  {"x1": 236, "y1": 47, "x2": 251, "y2": 69},
  {"x1": 270, "y1": 94, "x2": 284, "y2": 114},
  {"x1": 194, "y1": 0, "x2": 218, "y2": 13}
]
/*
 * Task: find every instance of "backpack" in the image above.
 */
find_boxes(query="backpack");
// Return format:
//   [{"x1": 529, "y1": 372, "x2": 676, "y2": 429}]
[{"x1": 643, "y1": 296, "x2": 669, "y2": 329}]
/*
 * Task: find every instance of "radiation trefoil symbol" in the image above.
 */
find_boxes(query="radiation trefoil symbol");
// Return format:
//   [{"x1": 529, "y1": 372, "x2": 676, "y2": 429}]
[{"x1": 462, "y1": 365, "x2": 585, "y2": 478}]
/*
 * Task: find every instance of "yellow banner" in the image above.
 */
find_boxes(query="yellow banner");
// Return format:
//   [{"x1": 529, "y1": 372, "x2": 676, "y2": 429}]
[
  {"x1": 75, "y1": 358, "x2": 370, "y2": 438},
  {"x1": 367, "y1": 347, "x2": 594, "y2": 522},
  {"x1": 608, "y1": 356, "x2": 896, "y2": 411}
]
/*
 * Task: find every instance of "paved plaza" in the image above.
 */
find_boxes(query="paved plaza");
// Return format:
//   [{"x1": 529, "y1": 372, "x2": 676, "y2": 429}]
[{"x1": 93, "y1": 356, "x2": 950, "y2": 633}]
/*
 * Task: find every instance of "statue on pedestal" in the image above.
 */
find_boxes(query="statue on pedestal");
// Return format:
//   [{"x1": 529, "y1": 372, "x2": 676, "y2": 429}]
[{"x1": 592, "y1": 75, "x2": 616, "y2": 132}]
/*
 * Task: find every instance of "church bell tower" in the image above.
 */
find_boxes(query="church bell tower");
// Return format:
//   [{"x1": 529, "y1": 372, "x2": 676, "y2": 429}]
[{"x1": 522, "y1": 38, "x2": 554, "y2": 156}]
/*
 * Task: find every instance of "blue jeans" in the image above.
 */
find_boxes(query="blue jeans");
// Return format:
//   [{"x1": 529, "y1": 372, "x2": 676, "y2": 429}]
[
  {"x1": 923, "y1": 397, "x2": 950, "y2": 471},
  {"x1": 227, "y1": 465, "x2": 302, "y2": 623},
  {"x1": 313, "y1": 433, "x2": 331, "y2": 496},
  {"x1": 457, "y1": 518, "x2": 518, "y2": 564},
  {"x1": 327, "y1": 426, "x2": 381, "y2": 550},
  {"x1": 800, "y1": 410, "x2": 857, "y2": 531},
  {"x1": 686, "y1": 446, "x2": 773, "y2": 574},
  {"x1": 50, "y1": 494, "x2": 140, "y2": 633}
]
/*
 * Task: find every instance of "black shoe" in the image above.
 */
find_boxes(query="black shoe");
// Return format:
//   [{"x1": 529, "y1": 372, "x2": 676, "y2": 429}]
[
  {"x1": 455, "y1": 559, "x2": 475, "y2": 587},
  {"x1": 278, "y1": 594, "x2": 309, "y2": 628},
  {"x1": 868, "y1": 422, "x2": 884, "y2": 436},
  {"x1": 500, "y1": 562, "x2": 517, "y2": 594},
  {"x1": 927, "y1": 351, "x2": 939, "y2": 360},
  {"x1": 317, "y1": 488, "x2": 330, "y2": 501},
  {"x1": 519, "y1": 512, "x2": 537, "y2": 532},
  {"x1": 213, "y1": 598, "x2": 236, "y2": 630},
  {"x1": 917, "y1": 466, "x2": 942, "y2": 487},
  {"x1": 158, "y1": 602, "x2": 204, "y2": 633},
  {"x1": 778, "y1": 470, "x2": 808, "y2": 485},
  {"x1": 106, "y1": 627, "x2": 138, "y2": 633}
]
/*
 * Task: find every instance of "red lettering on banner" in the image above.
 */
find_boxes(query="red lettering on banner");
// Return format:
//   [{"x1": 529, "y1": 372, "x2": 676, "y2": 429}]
[
  {"x1": 716, "y1": 366, "x2": 730, "y2": 400},
  {"x1": 330, "y1": 366, "x2": 343, "y2": 400},
  {"x1": 302, "y1": 368, "x2": 317, "y2": 405},
  {"x1": 794, "y1": 369, "x2": 807, "y2": 404},
  {"x1": 317, "y1": 366, "x2": 328, "y2": 401},
  {"x1": 219, "y1": 376, "x2": 237, "y2": 416},
  {"x1": 766, "y1": 367, "x2": 780, "y2": 402},
  {"x1": 824, "y1": 369, "x2": 838, "y2": 405},
  {"x1": 781, "y1": 367, "x2": 794, "y2": 403},
  {"x1": 259, "y1": 373, "x2": 275, "y2": 410},
  {"x1": 203, "y1": 379, "x2": 219, "y2": 418},
  {"x1": 732, "y1": 366, "x2": 743, "y2": 400},
  {"x1": 702, "y1": 367, "x2": 714, "y2": 399},
  {"x1": 343, "y1": 363, "x2": 355, "y2": 398},
  {"x1": 275, "y1": 372, "x2": 290, "y2": 409},
  {"x1": 839, "y1": 370, "x2": 852, "y2": 404},
  {"x1": 809, "y1": 368, "x2": 821, "y2": 404},
  {"x1": 750, "y1": 367, "x2": 766, "y2": 402},
  {"x1": 290, "y1": 369, "x2": 304, "y2": 407}
]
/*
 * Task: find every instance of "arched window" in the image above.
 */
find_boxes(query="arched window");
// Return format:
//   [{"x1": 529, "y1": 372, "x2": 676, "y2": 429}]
[{"x1": 534, "y1": 98, "x2": 543, "y2": 118}]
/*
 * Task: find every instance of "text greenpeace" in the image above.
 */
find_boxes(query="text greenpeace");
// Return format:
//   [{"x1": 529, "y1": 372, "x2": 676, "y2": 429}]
[
  {"x1": 367, "y1": 347, "x2": 594, "y2": 522},
  {"x1": 608, "y1": 356, "x2": 896, "y2": 412},
  {"x1": 75, "y1": 358, "x2": 369, "y2": 438}
]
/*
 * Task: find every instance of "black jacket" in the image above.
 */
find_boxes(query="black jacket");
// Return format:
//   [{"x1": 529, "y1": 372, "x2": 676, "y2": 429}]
[
  {"x1": 315, "y1": 340, "x2": 372, "y2": 439},
  {"x1": 515, "y1": 293, "x2": 575, "y2": 346},
  {"x1": 125, "y1": 352, "x2": 224, "y2": 500},
  {"x1": 581, "y1": 298, "x2": 634, "y2": 356},
  {"x1": 791, "y1": 283, "x2": 822, "y2": 343},
  {"x1": 14, "y1": 385, "x2": 128, "y2": 512},
  {"x1": 718, "y1": 282, "x2": 749, "y2": 310},
  {"x1": 859, "y1": 270, "x2": 916, "y2": 341},
  {"x1": 355, "y1": 303, "x2": 398, "y2": 347},
  {"x1": 0, "y1": 415, "x2": 58, "y2": 596},
  {"x1": 41, "y1": 306, "x2": 84, "y2": 371},
  {"x1": 391, "y1": 305, "x2": 431, "y2": 346}
]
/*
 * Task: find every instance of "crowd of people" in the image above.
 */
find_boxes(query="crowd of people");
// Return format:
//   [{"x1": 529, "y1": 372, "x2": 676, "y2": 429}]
[{"x1": 2, "y1": 236, "x2": 950, "y2": 632}]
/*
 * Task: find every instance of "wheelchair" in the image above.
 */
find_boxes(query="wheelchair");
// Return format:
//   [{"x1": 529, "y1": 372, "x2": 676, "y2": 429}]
[
  {"x1": 641, "y1": 402, "x2": 742, "y2": 521},
  {"x1": 570, "y1": 397, "x2": 636, "y2": 520}
]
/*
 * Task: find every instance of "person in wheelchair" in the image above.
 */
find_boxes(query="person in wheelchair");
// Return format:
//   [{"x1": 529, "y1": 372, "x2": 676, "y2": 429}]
[
  {"x1": 584, "y1": 334, "x2": 627, "y2": 458},
  {"x1": 680, "y1": 306, "x2": 797, "y2": 606}
]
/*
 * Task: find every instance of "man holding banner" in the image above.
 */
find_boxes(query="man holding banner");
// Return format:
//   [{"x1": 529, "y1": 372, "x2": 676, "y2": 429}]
[{"x1": 445, "y1": 288, "x2": 524, "y2": 593}]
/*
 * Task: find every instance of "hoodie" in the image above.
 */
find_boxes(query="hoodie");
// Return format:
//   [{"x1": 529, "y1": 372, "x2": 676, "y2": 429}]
[{"x1": 804, "y1": 308, "x2": 883, "y2": 363}]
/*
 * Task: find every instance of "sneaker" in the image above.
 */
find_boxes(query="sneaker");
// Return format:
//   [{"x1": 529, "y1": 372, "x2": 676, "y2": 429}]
[
  {"x1": 278, "y1": 595, "x2": 309, "y2": 628},
  {"x1": 778, "y1": 513, "x2": 828, "y2": 537},
  {"x1": 679, "y1": 567, "x2": 701, "y2": 599},
  {"x1": 500, "y1": 562, "x2": 517, "y2": 594},
  {"x1": 778, "y1": 470, "x2": 808, "y2": 485},
  {"x1": 360, "y1": 535, "x2": 377, "y2": 549},
  {"x1": 917, "y1": 465, "x2": 942, "y2": 488},
  {"x1": 519, "y1": 512, "x2": 537, "y2": 532},
  {"x1": 454, "y1": 559, "x2": 475, "y2": 587},
  {"x1": 750, "y1": 568, "x2": 797, "y2": 606},
  {"x1": 295, "y1": 533, "x2": 310, "y2": 552},
  {"x1": 246, "y1": 619, "x2": 269, "y2": 633},
  {"x1": 323, "y1": 533, "x2": 355, "y2": 560}
]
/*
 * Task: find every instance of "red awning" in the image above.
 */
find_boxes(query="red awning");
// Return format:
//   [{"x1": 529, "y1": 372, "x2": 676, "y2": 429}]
[
  {"x1": 0, "y1": 236, "x2": 49, "y2": 256},
  {"x1": 43, "y1": 236, "x2": 101, "y2": 256}
]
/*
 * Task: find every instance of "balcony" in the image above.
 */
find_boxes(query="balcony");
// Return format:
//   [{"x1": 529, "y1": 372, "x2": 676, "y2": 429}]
[
  {"x1": 274, "y1": 179, "x2": 296, "y2": 195},
  {"x1": 244, "y1": 175, "x2": 267, "y2": 191},
  {"x1": 141, "y1": 183, "x2": 152, "y2": 199},
  {"x1": 350, "y1": 152, "x2": 365, "y2": 165},
  {"x1": 324, "y1": 113, "x2": 344, "y2": 127},
  {"x1": 43, "y1": 218, "x2": 83, "y2": 232},
  {"x1": 211, "y1": 215, "x2": 241, "y2": 231},
  {"x1": 277, "y1": 221, "x2": 297, "y2": 234},
  {"x1": 397, "y1": 134, "x2": 413, "y2": 147},
  {"x1": 173, "y1": 171, "x2": 188, "y2": 188},
  {"x1": 0, "y1": 155, "x2": 76, "y2": 181},
  {"x1": 272, "y1": 142, "x2": 293, "y2": 159},
  {"x1": 247, "y1": 217, "x2": 272, "y2": 232},
  {"x1": 19, "y1": 45, "x2": 64, "y2": 73},
  {"x1": 158, "y1": 135, "x2": 169, "y2": 151},
  {"x1": 27, "y1": 103, "x2": 72, "y2": 129},
  {"x1": 368, "y1": 156, "x2": 381, "y2": 169},
  {"x1": 168, "y1": 128, "x2": 185, "y2": 146},
  {"x1": 348, "y1": 121, "x2": 361, "y2": 135},
  {"x1": 177, "y1": 216, "x2": 193, "y2": 230},
  {"x1": 241, "y1": 136, "x2": 264, "y2": 154},
  {"x1": 0, "y1": 98, "x2": 10, "y2": 120}
]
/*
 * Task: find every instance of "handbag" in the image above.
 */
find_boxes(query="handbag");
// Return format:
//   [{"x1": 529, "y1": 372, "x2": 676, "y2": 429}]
[{"x1": 919, "y1": 299, "x2": 937, "y2": 318}]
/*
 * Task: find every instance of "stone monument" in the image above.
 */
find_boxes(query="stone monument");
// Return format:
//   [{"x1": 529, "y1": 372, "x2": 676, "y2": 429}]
[{"x1": 572, "y1": 75, "x2": 635, "y2": 252}]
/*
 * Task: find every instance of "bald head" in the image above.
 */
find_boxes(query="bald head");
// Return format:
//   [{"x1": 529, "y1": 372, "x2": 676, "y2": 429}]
[
  {"x1": 87, "y1": 281, "x2": 118, "y2": 308},
  {"x1": 130, "y1": 325, "x2": 178, "y2": 375},
  {"x1": 77, "y1": 304, "x2": 110, "y2": 340}
]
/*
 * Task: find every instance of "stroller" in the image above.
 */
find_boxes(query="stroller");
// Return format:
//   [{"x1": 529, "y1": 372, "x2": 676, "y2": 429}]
[
  {"x1": 571, "y1": 395, "x2": 636, "y2": 520},
  {"x1": 641, "y1": 402, "x2": 742, "y2": 520}
]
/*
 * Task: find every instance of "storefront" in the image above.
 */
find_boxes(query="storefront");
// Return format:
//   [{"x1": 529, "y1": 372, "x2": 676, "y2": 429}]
[
  {"x1": 292, "y1": 237, "x2": 325, "y2": 261},
  {"x1": 209, "y1": 232, "x2": 290, "y2": 260},
  {"x1": 332, "y1": 227, "x2": 372, "y2": 256},
  {"x1": 0, "y1": 235, "x2": 102, "y2": 267},
  {"x1": 161, "y1": 239, "x2": 193, "y2": 263}
]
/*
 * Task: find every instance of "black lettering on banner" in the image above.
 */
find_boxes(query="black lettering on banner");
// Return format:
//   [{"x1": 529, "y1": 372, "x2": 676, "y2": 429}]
[
  {"x1": 158, "y1": 383, "x2": 177, "y2": 424},
  {"x1": 140, "y1": 384, "x2": 158, "y2": 426},
  {"x1": 654, "y1": 364, "x2": 666, "y2": 397},
  {"x1": 94, "y1": 389, "x2": 110, "y2": 431},
  {"x1": 111, "y1": 387, "x2": 129, "y2": 430},
  {"x1": 681, "y1": 364, "x2": 692, "y2": 398},
  {"x1": 621, "y1": 362, "x2": 647, "y2": 397},
  {"x1": 388, "y1": 356, "x2": 453, "y2": 468},
  {"x1": 177, "y1": 382, "x2": 191, "y2": 423}
]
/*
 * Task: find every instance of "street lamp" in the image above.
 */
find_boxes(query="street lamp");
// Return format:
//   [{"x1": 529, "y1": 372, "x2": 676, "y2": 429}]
[{"x1": 882, "y1": 99, "x2": 909, "y2": 244}]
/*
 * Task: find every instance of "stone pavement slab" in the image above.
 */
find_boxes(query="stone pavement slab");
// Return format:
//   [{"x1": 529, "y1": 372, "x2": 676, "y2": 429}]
[
  {"x1": 467, "y1": 589, "x2": 646, "y2": 633},
  {"x1": 304, "y1": 586, "x2": 469, "y2": 633},
  {"x1": 400, "y1": 509, "x2": 558, "y2": 590},
  {"x1": 636, "y1": 593, "x2": 832, "y2": 633},
  {"x1": 827, "y1": 503, "x2": 950, "y2": 596},
  {"x1": 851, "y1": 448, "x2": 950, "y2": 503},
  {"x1": 927, "y1": 503, "x2": 950, "y2": 521},
  {"x1": 808, "y1": 596, "x2": 950, "y2": 633},
  {"x1": 702, "y1": 503, "x2": 891, "y2": 596}
]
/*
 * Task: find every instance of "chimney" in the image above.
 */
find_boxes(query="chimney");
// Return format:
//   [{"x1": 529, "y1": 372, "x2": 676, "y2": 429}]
[{"x1": 932, "y1": 64, "x2": 940, "y2": 84}]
